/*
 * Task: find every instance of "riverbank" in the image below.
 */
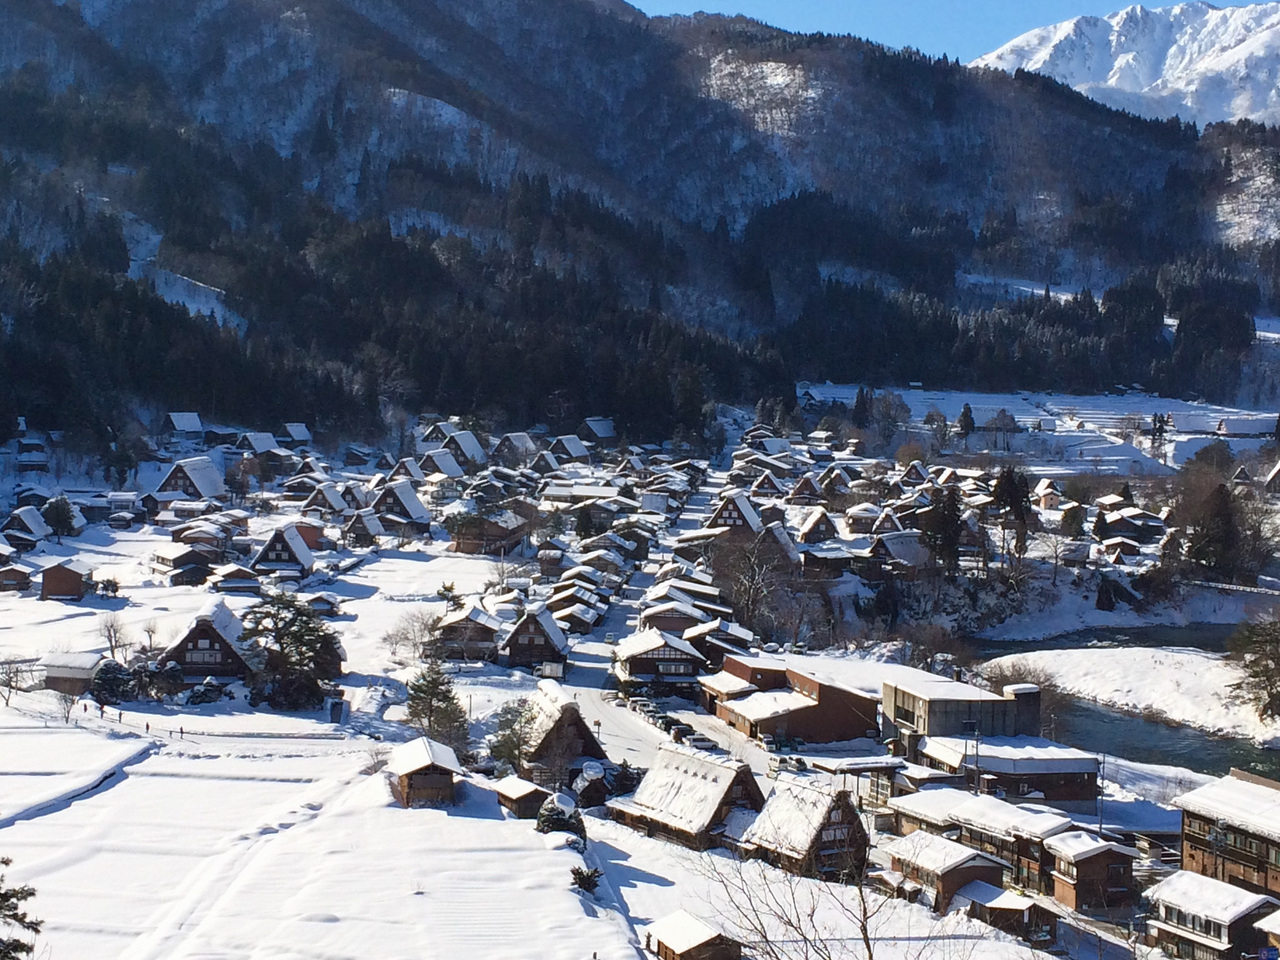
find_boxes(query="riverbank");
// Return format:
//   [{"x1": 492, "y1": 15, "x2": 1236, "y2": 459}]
[
  {"x1": 979, "y1": 580, "x2": 1257, "y2": 642},
  {"x1": 987, "y1": 644, "x2": 1280, "y2": 748}
]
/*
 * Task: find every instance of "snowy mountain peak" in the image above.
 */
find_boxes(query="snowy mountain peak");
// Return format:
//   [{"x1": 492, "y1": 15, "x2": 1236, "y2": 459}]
[{"x1": 973, "y1": 2, "x2": 1280, "y2": 126}]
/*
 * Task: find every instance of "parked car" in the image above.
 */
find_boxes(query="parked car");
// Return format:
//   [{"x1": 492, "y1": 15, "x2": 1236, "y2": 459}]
[
  {"x1": 669, "y1": 723, "x2": 694, "y2": 742},
  {"x1": 686, "y1": 734, "x2": 718, "y2": 751},
  {"x1": 757, "y1": 734, "x2": 776, "y2": 752},
  {"x1": 768, "y1": 755, "x2": 809, "y2": 777},
  {"x1": 653, "y1": 715, "x2": 676, "y2": 732},
  {"x1": 628, "y1": 697, "x2": 653, "y2": 713}
]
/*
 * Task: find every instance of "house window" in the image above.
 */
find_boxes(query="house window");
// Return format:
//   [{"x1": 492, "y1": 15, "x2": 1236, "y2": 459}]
[
  {"x1": 657, "y1": 662, "x2": 694, "y2": 675},
  {"x1": 821, "y1": 826, "x2": 849, "y2": 842},
  {"x1": 197, "y1": 636, "x2": 210, "y2": 649}
]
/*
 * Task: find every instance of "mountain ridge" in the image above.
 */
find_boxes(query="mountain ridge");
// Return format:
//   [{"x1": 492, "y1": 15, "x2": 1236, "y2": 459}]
[{"x1": 974, "y1": 1, "x2": 1280, "y2": 127}]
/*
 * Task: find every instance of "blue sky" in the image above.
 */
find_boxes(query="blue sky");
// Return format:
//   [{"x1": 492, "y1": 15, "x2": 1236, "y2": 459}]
[{"x1": 629, "y1": 1, "x2": 1253, "y2": 63}]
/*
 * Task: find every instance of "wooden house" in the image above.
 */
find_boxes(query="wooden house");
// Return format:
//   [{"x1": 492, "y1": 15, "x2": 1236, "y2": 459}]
[
  {"x1": 387, "y1": 737, "x2": 464, "y2": 806},
  {"x1": 740, "y1": 779, "x2": 867, "y2": 879},
  {"x1": 2, "y1": 506, "x2": 52, "y2": 543},
  {"x1": 0, "y1": 560, "x2": 35, "y2": 592},
  {"x1": 159, "y1": 599, "x2": 263, "y2": 682},
  {"x1": 343, "y1": 508, "x2": 386, "y2": 548},
  {"x1": 418, "y1": 448, "x2": 465, "y2": 479},
  {"x1": 614, "y1": 629, "x2": 706, "y2": 688},
  {"x1": 607, "y1": 743, "x2": 764, "y2": 849},
  {"x1": 389, "y1": 457, "x2": 426, "y2": 484},
  {"x1": 208, "y1": 563, "x2": 262, "y2": 595},
  {"x1": 578, "y1": 417, "x2": 616, "y2": 447},
  {"x1": 1146, "y1": 872, "x2": 1277, "y2": 960},
  {"x1": 705, "y1": 492, "x2": 762, "y2": 540},
  {"x1": 785, "y1": 475, "x2": 826, "y2": 506},
  {"x1": 549, "y1": 435, "x2": 590, "y2": 464},
  {"x1": 370, "y1": 480, "x2": 432, "y2": 537},
  {"x1": 493, "y1": 432, "x2": 541, "y2": 467},
  {"x1": 797, "y1": 507, "x2": 839, "y2": 544},
  {"x1": 437, "y1": 603, "x2": 505, "y2": 659},
  {"x1": 749, "y1": 471, "x2": 786, "y2": 498},
  {"x1": 450, "y1": 509, "x2": 527, "y2": 556},
  {"x1": 440, "y1": 430, "x2": 488, "y2": 471},
  {"x1": 40, "y1": 559, "x2": 93, "y2": 601},
  {"x1": 249, "y1": 525, "x2": 315, "y2": 579},
  {"x1": 302, "y1": 482, "x2": 351, "y2": 520},
  {"x1": 157, "y1": 456, "x2": 227, "y2": 501},
  {"x1": 645, "y1": 911, "x2": 741, "y2": 960},
  {"x1": 162, "y1": 412, "x2": 204, "y2": 444},
  {"x1": 494, "y1": 776, "x2": 551, "y2": 819},
  {"x1": 520, "y1": 680, "x2": 608, "y2": 788},
  {"x1": 38, "y1": 651, "x2": 106, "y2": 695},
  {"x1": 880, "y1": 831, "x2": 1009, "y2": 914},
  {"x1": 496, "y1": 605, "x2": 568, "y2": 670},
  {"x1": 1043, "y1": 831, "x2": 1137, "y2": 910}
]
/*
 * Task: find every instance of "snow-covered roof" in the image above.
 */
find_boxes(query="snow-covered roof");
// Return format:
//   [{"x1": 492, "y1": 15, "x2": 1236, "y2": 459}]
[
  {"x1": 919, "y1": 736, "x2": 1098, "y2": 776},
  {"x1": 720, "y1": 690, "x2": 814, "y2": 723},
  {"x1": 697, "y1": 671, "x2": 759, "y2": 699},
  {"x1": 949, "y1": 795, "x2": 1073, "y2": 841},
  {"x1": 742, "y1": 778, "x2": 841, "y2": 860},
  {"x1": 38, "y1": 651, "x2": 106, "y2": 673},
  {"x1": 683, "y1": 618, "x2": 752, "y2": 646},
  {"x1": 282, "y1": 422, "x2": 311, "y2": 442},
  {"x1": 439, "y1": 602, "x2": 506, "y2": 634},
  {"x1": 1043, "y1": 830, "x2": 1137, "y2": 864},
  {"x1": 608, "y1": 743, "x2": 752, "y2": 834},
  {"x1": 886, "y1": 787, "x2": 973, "y2": 826},
  {"x1": 170, "y1": 456, "x2": 227, "y2": 499},
  {"x1": 1147, "y1": 871, "x2": 1278, "y2": 925},
  {"x1": 641, "y1": 600, "x2": 710, "y2": 624},
  {"x1": 581, "y1": 417, "x2": 616, "y2": 440},
  {"x1": 614, "y1": 629, "x2": 705, "y2": 663},
  {"x1": 644, "y1": 911, "x2": 725, "y2": 954},
  {"x1": 240, "y1": 431, "x2": 279, "y2": 454},
  {"x1": 1256, "y1": 909, "x2": 1280, "y2": 936},
  {"x1": 551, "y1": 435, "x2": 590, "y2": 459},
  {"x1": 493, "y1": 775, "x2": 547, "y2": 802},
  {"x1": 166, "y1": 412, "x2": 203, "y2": 432},
  {"x1": 510, "y1": 604, "x2": 568, "y2": 655},
  {"x1": 347, "y1": 508, "x2": 386, "y2": 537},
  {"x1": 449, "y1": 431, "x2": 487, "y2": 464},
  {"x1": 1174, "y1": 771, "x2": 1280, "y2": 844},
  {"x1": 379, "y1": 480, "x2": 430, "y2": 521},
  {"x1": 386, "y1": 737, "x2": 464, "y2": 778},
  {"x1": 9, "y1": 506, "x2": 52, "y2": 539},
  {"x1": 954, "y1": 880, "x2": 1034, "y2": 911},
  {"x1": 251, "y1": 525, "x2": 315, "y2": 572},
  {"x1": 881, "y1": 830, "x2": 1008, "y2": 875},
  {"x1": 420, "y1": 449, "x2": 464, "y2": 478}
]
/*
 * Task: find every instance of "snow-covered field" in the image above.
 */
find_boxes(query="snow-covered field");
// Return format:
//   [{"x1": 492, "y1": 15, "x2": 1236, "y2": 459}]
[{"x1": 987, "y1": 645, "x2": 1280, "y2": 747}]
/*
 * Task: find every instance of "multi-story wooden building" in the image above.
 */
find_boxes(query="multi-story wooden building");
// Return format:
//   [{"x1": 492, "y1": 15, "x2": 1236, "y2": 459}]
[{"x1": 1176, "y1": 770, "x2": 1280, "y2": 897}]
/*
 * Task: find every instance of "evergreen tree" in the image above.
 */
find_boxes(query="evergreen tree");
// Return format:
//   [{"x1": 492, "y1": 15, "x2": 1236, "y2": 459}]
[
  {"x1": 405, "y1": 657, "x2": 469, "y2": 752},
  {"x1": 41, "y1": 496, "x2": 75, "y2": 544},
  {"x1": 241, "y1": 593, "x2": 345, "y2": 709},
  {"x1": 536, "y1": 794, "x2": 586, "y2": 839},
  {"x1": 850, "y1": 388, "x2": 871, "y2": 429},
  {"x1": 489, "y1": 698, "x2": 534, "y2": 767},
  {"x1": 1092, "y1": 509, "x2": 1110, "y2": 542},
  {"x1": 1187, "y1": 483, "x2": 1240, "y2": 580},
  {"x1": 924, "y1": 486, "x2": 963, "y2": 576},
  {"x1": 956, "y1": 403, "x2": 975, "y2": 439},
  {"x1": 993, "y1": 467, "x2": 1031, "y2": 524},
  {"x1": 91, "y1": 660, "x2": 135, "y2": 706},
  {"x1": 1229, "y1": 621, "x2": 1280, "y2": 718},
  {"x1": 0, "y1": 858, "x2": 40, "y2": 960},
  {"x1": 1274, "y1": 413, "x2": 1280, "y2": 444},
  {"x1": 1061, "y1": 503, "x2": 1086, "y2": 540}
]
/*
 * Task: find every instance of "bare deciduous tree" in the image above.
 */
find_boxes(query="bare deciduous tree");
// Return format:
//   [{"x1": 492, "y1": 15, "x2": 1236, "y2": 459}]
[
  {"x1": 382, "y1": 609, "x2": 442, "y2": 663},
  {"x1": 98, "y1": 613, "x2": 129, "y2": 661},
  {"x1": 0, "y1": 661, "x2": 31, "y2": 707},
  {"x1": 57, "y1": 691, "x2": 78, "y2": 723}
]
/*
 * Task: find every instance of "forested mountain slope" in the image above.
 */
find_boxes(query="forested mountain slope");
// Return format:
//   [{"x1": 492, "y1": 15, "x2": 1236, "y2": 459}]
[{"x1": 0, "y1": 0, "x2": 1277, "y2": 452}]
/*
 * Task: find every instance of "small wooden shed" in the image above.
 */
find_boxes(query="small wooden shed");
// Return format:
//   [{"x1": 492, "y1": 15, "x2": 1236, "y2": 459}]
[
  {"x1": 388, "y1": 737, "x2": 464, "y2": 806},
  {"x1": 645, "y1": 910, "x2": 741, "y2": 960},
  {"x1": 493, "y1": 775, "x2": 551, "y2": 819}
]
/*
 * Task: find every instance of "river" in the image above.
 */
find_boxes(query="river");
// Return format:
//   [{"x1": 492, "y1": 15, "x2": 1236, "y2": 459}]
[{"x1": 977, "y1": 623, "x2": 1280, "y2": 780}]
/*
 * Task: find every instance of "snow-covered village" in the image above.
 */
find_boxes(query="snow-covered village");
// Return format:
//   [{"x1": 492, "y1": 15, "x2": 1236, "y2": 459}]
[
  {"x1": 3, "y1": 383, "x2": 1280, "y2": 960},
  {"x1": 16, "y1": 0, "x2": 1280, "y2": 957}
]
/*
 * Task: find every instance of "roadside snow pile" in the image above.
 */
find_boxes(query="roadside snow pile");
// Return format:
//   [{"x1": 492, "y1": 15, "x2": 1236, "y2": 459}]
[{"x1": 987, "y1": 646, "x2": 1280, "y2": 745}]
